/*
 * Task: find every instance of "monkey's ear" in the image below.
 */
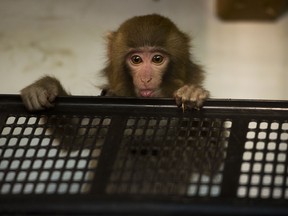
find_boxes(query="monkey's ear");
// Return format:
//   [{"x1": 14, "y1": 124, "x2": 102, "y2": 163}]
[
  {"x1": 106, "y1": 31, "x2": 116, "y2": 42},
  {"x1": 105, "y1": 31, "x2": 116, "y2": 59}
]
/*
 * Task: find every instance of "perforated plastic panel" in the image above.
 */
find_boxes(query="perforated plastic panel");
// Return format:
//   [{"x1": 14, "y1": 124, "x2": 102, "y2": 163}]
[
  {"x1": 1, "y1": 95, "x2": 288, "y2": 215},
  {"x1": 238, "y1": 121, "x2": 288, "y2": 199}
]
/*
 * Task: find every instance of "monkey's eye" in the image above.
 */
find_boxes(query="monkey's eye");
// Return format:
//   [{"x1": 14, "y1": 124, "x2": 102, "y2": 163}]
[
  {"x1": 130, "y1": 55, "x2": 143, "y2": 64},
  {"x1": 152, "y1": 55, "x2": 164, "y2": 64}
]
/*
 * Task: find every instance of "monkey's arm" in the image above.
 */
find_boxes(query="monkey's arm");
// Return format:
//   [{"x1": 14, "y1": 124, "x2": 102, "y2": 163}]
[
  {"x1": 174, "y1": 85, "x2": 210, "y2": 110},
  {"x1": 21, "y1": 76, "x2": 69, "y2": 111}
]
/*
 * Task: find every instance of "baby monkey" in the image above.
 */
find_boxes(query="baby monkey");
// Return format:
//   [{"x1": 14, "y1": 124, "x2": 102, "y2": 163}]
[
  {"x1": 20, "y1": 15, "x2": 221, "y2": 194},
  {"x1": 21, "y1": 14, "x2": 209, "y2": 110}
]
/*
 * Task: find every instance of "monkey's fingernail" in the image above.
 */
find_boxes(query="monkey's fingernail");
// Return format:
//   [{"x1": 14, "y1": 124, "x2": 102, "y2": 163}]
[
  {"x1": 182, "y1": 103, "x2": 185, "y2": 112},
  {"x1": 175, "y1": 97, "x2": 182, "y2": 107}
]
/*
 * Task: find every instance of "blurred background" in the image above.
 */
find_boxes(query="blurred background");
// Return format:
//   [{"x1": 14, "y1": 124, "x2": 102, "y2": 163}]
[{"x1": 0, "y1": 0, "x2": 287, "y2": 99}]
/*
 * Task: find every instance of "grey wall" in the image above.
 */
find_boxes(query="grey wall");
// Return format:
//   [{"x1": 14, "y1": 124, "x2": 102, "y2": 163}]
[{"x1": 0, "y1": 0, "x2": 287, "y2": 99}]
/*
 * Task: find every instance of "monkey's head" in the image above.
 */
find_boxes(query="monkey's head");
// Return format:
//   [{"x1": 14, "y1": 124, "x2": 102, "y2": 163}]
[{"x1": 105, "y1": 14, "x2": 201, "y2": 97}]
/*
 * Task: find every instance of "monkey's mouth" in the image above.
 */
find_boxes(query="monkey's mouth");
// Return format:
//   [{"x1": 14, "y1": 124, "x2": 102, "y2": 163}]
[{"x1": 139, "y1": 89, "x2": 154, "y2": 97}]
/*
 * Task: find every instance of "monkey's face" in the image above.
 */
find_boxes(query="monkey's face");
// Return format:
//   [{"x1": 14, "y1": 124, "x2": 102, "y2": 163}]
[{"x1": 126, "y1": 47, "x2": 169, "y2": 97}]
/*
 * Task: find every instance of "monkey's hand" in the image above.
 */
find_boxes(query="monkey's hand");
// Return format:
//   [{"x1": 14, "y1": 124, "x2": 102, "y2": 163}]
[
  {"x1": 174, "y1": 85, "x2": 209, "y2": 111},
  {"x1": 21, "y1": 76, "x2": 68, "y2": 111}
]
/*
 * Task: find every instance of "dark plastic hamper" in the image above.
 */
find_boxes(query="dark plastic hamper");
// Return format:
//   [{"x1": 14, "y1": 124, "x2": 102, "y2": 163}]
[{"x1": 1, "y1": 94, "x2": 288, "y2": 215}]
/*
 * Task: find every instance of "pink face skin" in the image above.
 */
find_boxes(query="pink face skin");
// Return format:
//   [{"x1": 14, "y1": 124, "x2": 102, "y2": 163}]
[{"x1": 126, "y1": 47, "x2": 169, "y2": 97}]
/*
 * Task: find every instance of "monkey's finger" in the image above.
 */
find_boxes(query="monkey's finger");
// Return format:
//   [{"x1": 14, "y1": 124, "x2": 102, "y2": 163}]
[
  {"x1": 27, "y1": 92, "x2": 45, "y2": 111},
  {"x1": 23, "y1": 96, "x2": 36, "y2": 111},
  {"x1": 175, "y1": 96, "x2": 183, "y2": 107},
  {"x1": 182, "y1": 102, "x2": 185, "y2": 112},
  {"x1": 185, "y1": 99, "x2": 197, "y2": 110},
  {"x1": 47, "y1": 91, "x2": 58, "y2": 104},
  {"x1": 37, "y1": 91, "x2": 55, "y2": 109},
  {"x1": 24, "y1": 90, "x2": 52, "y2": 111},
  {"x1": 174, "y1": 85, "x2": 189, "y2": 107},
  {"x1": 194, "y1": 89, "x2": 210, "y2": 108},
  {"x1": 21, "y1": 89, "x2": 40, "y2": 111},
  {"x1": 21, "y1": 88, "x2": 33, "y2": 111}
]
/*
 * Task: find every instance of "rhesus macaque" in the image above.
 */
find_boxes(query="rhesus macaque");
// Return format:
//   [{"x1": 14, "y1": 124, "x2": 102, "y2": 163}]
[
  {"x1": 21, "y1": 14, "x2": 209, "y2": 111},
  {"x1": 20, "y1": 15, "x2": 222, "y2": 195}
]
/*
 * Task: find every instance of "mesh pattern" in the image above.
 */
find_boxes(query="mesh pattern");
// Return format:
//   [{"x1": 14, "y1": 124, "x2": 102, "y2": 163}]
[
  {"x1": 0, "y1": 114, "x2": 110, "y2": 194},
  {"x1": 1, "y1": 97, "x2": 288, "y2": 215},
  {"x1": 106, "y1": 117, "x2": 231, "y2": 196},
  {"x1": 238, "y1": 120, "x2": 288, "y2": 199}
]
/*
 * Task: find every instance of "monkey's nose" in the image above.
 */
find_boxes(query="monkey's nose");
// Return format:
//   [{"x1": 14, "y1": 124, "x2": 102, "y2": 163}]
[{"x1": 141, "y1": 77, "x2": 152, "y2": 84}]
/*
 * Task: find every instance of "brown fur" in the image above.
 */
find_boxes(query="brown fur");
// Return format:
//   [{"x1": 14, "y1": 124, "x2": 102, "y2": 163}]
[{"x1": 103, "y1": 14, "x2": 205, "y2": 97}]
